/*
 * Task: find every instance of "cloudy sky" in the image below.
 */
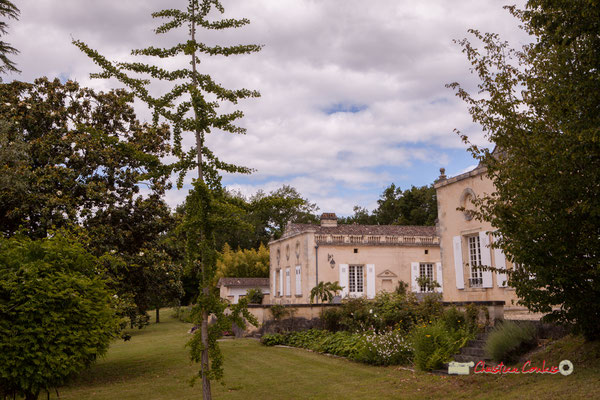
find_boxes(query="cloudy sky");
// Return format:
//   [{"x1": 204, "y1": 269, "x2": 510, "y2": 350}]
[{"x1": 8, "y1": 0, "x2": 530, "y2": 215}]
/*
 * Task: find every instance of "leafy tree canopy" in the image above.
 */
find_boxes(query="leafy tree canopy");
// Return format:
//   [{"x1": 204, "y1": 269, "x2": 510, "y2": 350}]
[
  {"x1": 216, "y1": 243, "x2": 269, "y2": 279},
  {"x1": 339, "y1": 184, "x2": 437, "y2": 226},
  {"x1": 0, "y1": 78, "x2": 179, "y2": 326}
]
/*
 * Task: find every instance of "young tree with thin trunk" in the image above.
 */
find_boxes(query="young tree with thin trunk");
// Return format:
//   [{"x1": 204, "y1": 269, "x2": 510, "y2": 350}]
[{"x1": 74, "y1": 1, "x2": 261, "y2": 398}]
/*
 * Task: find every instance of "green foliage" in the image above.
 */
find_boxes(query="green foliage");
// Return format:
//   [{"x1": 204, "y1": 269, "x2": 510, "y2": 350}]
[
  {"x1": 355, "y1": 330, "x2": 413, "y2": 366},
  {"x1": 0, "y1": 0, "x2": 19, "y2": 78},
  {"x1": 411, "y1": 320, "x2": 474, "y2": 372},
  {"x1": 269, "y1": 304, "x2": 289, "y2": 321},
  {"x1": 216, "y1": 243, "x2": 269, "y2": 279},
  {"x1": 248, "y1": 185, "x2": 319, "y2": 242},
  {"x1": 339, "y1": 184, "x2": 437, "y2": 226},
  {"x1": 75, "y1": 0, "x2": 263, "y2": 393},
  {"x1": 245, "y1": 288, "x2": 264, "y2": 304},
  {"x1": 415, "y1": 276, "x2": 441, "y2": 293},
  {"x1": 321, "y1": 291, "x2": 437, "y2": 334},
  {"x1": 394, "y1": 280, "x2": 409, "y2": 295},
  {"x1": 0, "y1": 233, "x2": 120, "y2": 400},
  {"x1": 416, "y1": 293, "x2": 444, "y2": 323},
  {"x1": 310, "y1": 281, "x2": 343, "y2": 304},
  {"x1": 261, "y1": 329, "x2": 412, "y2": 366},
  {"x1": 0, "y1": 78, "x2": 178, "y2": 327},
  {"x1": 448, "y1": 1, "x2": 600, "y2": 340},
  {"x1": 485, "y1": 321, "x2": 537, "y2": 363},
  {"x1": 173, "y1": 305, "x2": 194, "y2": 323}
]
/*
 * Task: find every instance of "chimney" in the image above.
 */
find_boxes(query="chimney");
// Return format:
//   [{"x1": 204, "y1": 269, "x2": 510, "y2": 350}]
[{"x1": 320, "y1": 213, "x2": 338, "y2": 227}]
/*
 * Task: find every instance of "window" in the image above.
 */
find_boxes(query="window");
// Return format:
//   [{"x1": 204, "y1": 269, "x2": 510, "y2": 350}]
[
  {"x1": 276, "y1": 269, "x2": 281, "y2": 296},
  {"x1": 295, "y1": 266, "x2": 302, "y2": 295},
  {"x1": 348, "y1": 265, "x2": 364, "y2": 295},
  {"x1": 419, "y1": 263, "x2": 434, "y2": 292},
  {"x1": 285, "y1": 268, "x2": 291, "y2": 297},
  {"x1": 468, "y1": 235, "x2": 483, "y2": 287}
]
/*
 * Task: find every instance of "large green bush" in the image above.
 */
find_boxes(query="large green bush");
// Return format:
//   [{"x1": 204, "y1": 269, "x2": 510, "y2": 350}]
[
  {"x1": 485, "y1": 321, "x2": 537, "y2": 363},
  {"x1": 0, "y1": 234, "x2": 120, "y2": 400},
  {"x1": 322, "y1": 290, "x2": 434, "y2": 333}
]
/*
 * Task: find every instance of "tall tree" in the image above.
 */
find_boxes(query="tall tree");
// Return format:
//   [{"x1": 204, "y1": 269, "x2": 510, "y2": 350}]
[
  {"x1": 0, "y1": 78, "x2": 176, "y2": 327},
  {"x1": 74, "y1": 1, "x2": 261, "y2": 397},
  {"x1": 339, "y1": 184, "x2": 437, "y2": 226},
  {"x1": 0, "y1": 0, "x2": 19, "y2": 78},
  {"x1": 448, "y1": 1, "x2": 600, "y2": 339},
  {"x1": 249, "y1": 185, "x2": 319, "y2": 244}
]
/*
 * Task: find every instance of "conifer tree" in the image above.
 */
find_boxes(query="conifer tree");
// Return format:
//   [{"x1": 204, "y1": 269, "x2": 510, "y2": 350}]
[
  {"x1": 74, "y1": 1, "x2": 261, "y2": 398},
  {"x1": 0, "y1": 0, "x2": 20, "y2": 78}
]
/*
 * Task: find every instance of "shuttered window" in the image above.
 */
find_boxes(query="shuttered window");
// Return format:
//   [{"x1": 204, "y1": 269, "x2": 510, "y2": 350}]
[
  {"x1": 468, "y1": 235, "x2": 483, "y2": 287},
  {"x1": 349, "y1": 265, "x2": 364, "y2": 295},
  {"x1": 295, "y1": 266, "x2": 302, "y2": 295}
]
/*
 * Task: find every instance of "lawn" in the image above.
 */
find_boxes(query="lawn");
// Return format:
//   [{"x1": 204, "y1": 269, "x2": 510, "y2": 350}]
[{"x1": 52, "y1": 309, "x2": 600, "y2": 400}]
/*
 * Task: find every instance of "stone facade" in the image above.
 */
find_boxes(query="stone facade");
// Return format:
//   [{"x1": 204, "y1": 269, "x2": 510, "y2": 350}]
[
  {"x1": 434, "y1": 166, "x2": 520, "y2": 309},
  {"x1": 268, "y1": 214, "x2": 442, "y2": 304}
]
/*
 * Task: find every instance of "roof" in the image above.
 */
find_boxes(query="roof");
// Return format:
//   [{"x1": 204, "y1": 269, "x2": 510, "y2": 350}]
[
  {"x1": 217, "y1": 277, "x2": 270, "y2": 288},
  {"x1": 280, "y1": 223, "x2": 437, "y2": 238}
]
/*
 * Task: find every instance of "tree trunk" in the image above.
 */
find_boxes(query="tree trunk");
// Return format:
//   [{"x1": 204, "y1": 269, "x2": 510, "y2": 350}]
[
  {"x1": 155, "y1": 307, "x2": 160, "y2": 323},
  {"x1": 24, "y1": 391, "x2": 38, "y2": 400}
]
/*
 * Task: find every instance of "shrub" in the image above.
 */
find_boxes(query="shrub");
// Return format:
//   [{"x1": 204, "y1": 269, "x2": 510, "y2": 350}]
[
  {"x1": 485, "y1": 321, "x2": 537, "y2": 363},
  {"x1": 261, "y1": 333, "x2": 286, "y2": 346},
  {"x1": 173, "y1": 305, "x2": 194, "y2": 323},
  {"x1": 0, "y1": 234, "x2": 120, "y2": 400},
  {"x1": 260, "y1": 329, "x2": 412, "y2": 366},
  {"x1": 412, "y1": 320, "x2": 474, "y2": 371},
  {"x1": 441, "y1": 306, "x2": 466, "y2": 332},
  {"x1": 321, "y1": 307, "x2": 343, "y2": 332},
  {"x1": 355, "y1": 330, "x2": 413, "y2": 366},
  {"x1": 416, "y1": 293, "x2": 444, "y2": 323},
  {"x1": 270, "y1": 304, "x2": 289, "y2": 321},
  {"x1": 246, "y1": 288, "x2": 264, "y2": 304}
]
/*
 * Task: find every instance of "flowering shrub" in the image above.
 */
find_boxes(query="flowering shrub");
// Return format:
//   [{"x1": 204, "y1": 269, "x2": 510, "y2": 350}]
[
  {"x1": 261, "y1": 329, "x2": 412, "y2": 365},
  {"x1": 355, "y1": 330, "x2": 413, "y2": 365}
]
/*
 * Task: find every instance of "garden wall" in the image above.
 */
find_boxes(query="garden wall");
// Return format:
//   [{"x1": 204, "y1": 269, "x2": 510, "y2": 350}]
[{"x1": 240, "y1": 301, "x2": 504, "y2": 337}]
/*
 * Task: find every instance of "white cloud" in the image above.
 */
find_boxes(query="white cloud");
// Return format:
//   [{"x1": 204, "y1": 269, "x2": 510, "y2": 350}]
[{"x1": 7, "y1": 0, "x2": 530, "y2": 214}]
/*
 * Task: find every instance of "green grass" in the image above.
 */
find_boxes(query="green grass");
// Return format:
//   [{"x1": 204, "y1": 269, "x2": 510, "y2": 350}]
[{"x1": 50, "y1": 309, "x2": 600, "y2": 400}]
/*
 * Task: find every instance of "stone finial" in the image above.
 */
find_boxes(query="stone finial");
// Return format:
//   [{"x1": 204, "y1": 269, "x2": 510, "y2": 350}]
[{"x1": 438, "y1": 167, "x2": 447, "y2": 180}]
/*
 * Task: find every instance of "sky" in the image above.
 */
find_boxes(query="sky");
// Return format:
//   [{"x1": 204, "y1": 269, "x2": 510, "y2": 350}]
[{"x1": 7, "y1": 0, "x2": 530, "y2": 215}]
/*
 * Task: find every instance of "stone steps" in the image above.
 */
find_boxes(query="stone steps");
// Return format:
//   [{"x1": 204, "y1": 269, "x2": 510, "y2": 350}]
[{"x1": 431, "y1": 329, "x2": 492, "y2": 375}]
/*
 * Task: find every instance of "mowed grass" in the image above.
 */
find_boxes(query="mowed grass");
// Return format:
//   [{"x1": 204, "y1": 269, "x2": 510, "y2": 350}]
[{"x1": 52, "y1": 309, "x2": 600, "y2": 400}]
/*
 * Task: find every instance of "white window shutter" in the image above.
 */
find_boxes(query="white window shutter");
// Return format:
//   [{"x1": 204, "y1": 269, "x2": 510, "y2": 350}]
[
  {"x1": 295, "y1": 265, "x2": 302, "y2": 295},
  {"x1": 494, "y1": 241, "x2": 508, "y2": 287},
  {"x1": 279, "y1": 270, "x2": 283, "y2": 297},
  {"x1": 366, "y1": 264, "x2": 375, "y2": 299},
  {"x1": 436, "y1": 262, "x2": 443, "y2": 293},
  {"x1": 411, "y1": 262, "x2": 420, "y2": 293},
  {"x1": 453, "y1": 236, "x2": 465, "y2": 289},
  {"x1": 285, "y1": 268, "x2": 291, "y2": 296},
  {"x1": 339, "y1": 264, "x2": 348, "y2": 298},
  {"x1": 479, "y1": 231, "x2": 493, "y2": 288}
]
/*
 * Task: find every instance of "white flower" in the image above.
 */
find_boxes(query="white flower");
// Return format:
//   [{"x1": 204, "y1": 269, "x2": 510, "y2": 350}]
[
  {"x1": 110, "y1": 249, "x2": 117, "y2": 254},
  {"x1": 139, "y1": 251, "x2": 145, "y2": 256}
]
